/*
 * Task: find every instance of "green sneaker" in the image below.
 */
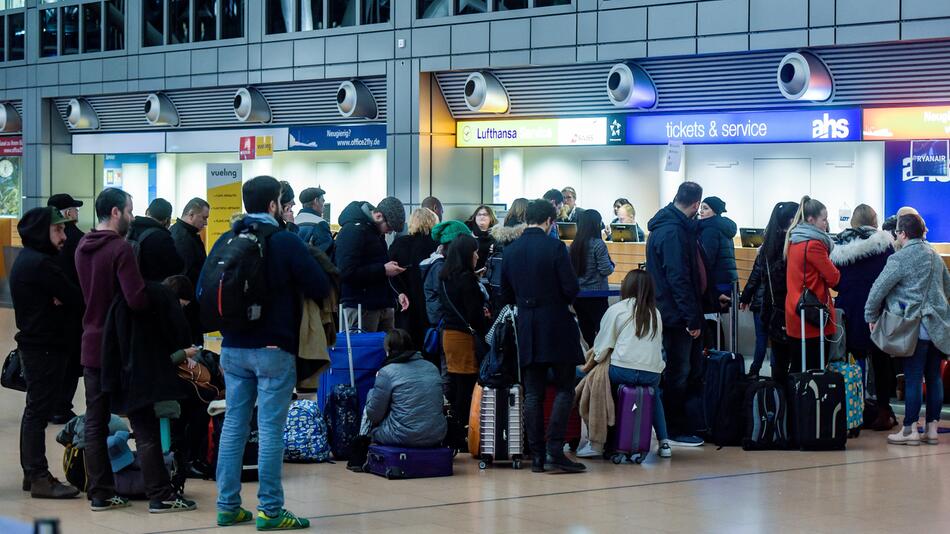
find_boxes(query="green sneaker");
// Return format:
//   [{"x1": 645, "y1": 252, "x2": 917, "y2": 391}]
[
  {"x1": 256, "y1": 509, "x2": 310, "y2": 531},
  {"x1": 217, "y1": 507, "x2": 254, "y2": 527}
]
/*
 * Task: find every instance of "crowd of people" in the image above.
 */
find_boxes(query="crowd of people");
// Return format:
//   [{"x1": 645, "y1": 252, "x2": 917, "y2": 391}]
[{"x1": 7, "y1": 176, "x2": 949, "y2": 530}]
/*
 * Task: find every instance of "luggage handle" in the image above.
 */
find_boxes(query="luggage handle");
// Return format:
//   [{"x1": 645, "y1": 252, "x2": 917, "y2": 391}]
[
  {"x1": 340, "y1": 305, "x2": 358, "y2": 388},
  {"x1": 799, "y1": 306, "x2": 827, "y2": 371},
  {"x1": 511, "y1": 306, "x2": 522, "y2": 385},
  {"x1": 716, "y1": 281, "x2": 741, "y2": 353}
]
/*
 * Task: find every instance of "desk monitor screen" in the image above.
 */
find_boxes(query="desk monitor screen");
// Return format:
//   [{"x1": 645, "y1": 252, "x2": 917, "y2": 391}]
[
  {"x1": 611, "y1": 224, "x2": 641, "y2": 243},
  {"x1": 557, "y1": 222, "x2": 577, "y2": 240},
  {"x1": 740, "y1": 228, "x2": 765, "y2": 248}
]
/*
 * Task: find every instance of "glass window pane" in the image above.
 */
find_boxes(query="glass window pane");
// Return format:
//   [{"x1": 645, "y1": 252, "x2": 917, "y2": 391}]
[
  {"x1": 0, "y1": 20, "x2": 5, "y2": 62},
  {"x1": 143, "y1": 0, "x2": 163, "y2": 46},
  {"x1": 266, "y1": 0, "x2": 290, "y2": 34},
  {"x1": 62, "y1": 5, "x2": 79, "y2": 55},
  {"x1": 221, "y1": 0, "x2": 243, "y2": 38},
  {"x1": 534, "y1": 0, "x2": 570, "y2": 6},
  {"x1": 169, "y1": 0, "x2": 189, "y2": 44},
  {"x1": 8, "y1": 13, "x2": 24, "y2": 60},
  {"x1": 105, "y1": 0, "x2": 125, "y2": 51},
  {"x1": 194, "y1": 0, "x2": 216, "y2": 42},
  {"x1": 328, "y1": 0, "x2": 355, "y2": 28},
  {"x1": 494, "y1": 0, "x2": 526, "y2": 10},
  {"x1": 299, "y1": 0, "x2": 323, "y2": 31},
  {"x1": 455, "y1": 0, "x2": 487, "y2": 15},
  {"x1": 362, "y1": 0, "x2": 389, "y2": 24},
  {"x1": 40, "y1": 8, "x2": 58, "y2": 57},
  {"x1": 83, "y1": 2, "x2": 102, "y2": 53},
  {"x1": 418, "y1": 0, "x2": 448, "y2": 18}
]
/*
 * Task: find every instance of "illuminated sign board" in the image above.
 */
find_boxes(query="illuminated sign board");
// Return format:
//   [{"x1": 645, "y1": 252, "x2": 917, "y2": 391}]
[
  {"x1": 456, "y1": 117, "x2": 609, "y2": 147},
  {"x1": 863, "y1": 106, "x2": 950, "y2": 140},
  {"x1": 625, "y1": 108, "x2": 862, "y2": 144}
]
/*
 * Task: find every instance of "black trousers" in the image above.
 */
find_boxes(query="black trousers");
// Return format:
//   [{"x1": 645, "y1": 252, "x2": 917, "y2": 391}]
[
  {"x1": 171, "y1": 394, "x2": 211, "y2": 469},
  {"x1": 56, "y1": 350, "x2": 82, "y2": 417},
  {"x1": 447, "y1": 373, "x2": 477, "y2": 425},
  {"x1": 523, "y1": 363, "x2": 575, "y2": 457},
  {"x1": 660, "y1": 327, "x2": 704, "y2": 437},
  {"x1": 868, "y1": 345, "x2": 895, "y2": 407},
  {"x1": 769, "y1": 338, "x2": 794, "y2": 387},
  {"x1": 83, "y1": 368, "x2": 175, "y2": 502},
  {"x1": 574, "y1": 297, "x2": 609, "y2": 349},
  {"x1": 20, "y1": 349, "x2": 68, "y2": 480}
]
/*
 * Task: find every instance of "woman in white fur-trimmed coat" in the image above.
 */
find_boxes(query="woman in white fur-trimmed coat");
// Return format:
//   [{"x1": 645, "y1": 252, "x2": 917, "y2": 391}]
[{"x1": 831, "y1": 204, "x2": 897, "y2": 431}]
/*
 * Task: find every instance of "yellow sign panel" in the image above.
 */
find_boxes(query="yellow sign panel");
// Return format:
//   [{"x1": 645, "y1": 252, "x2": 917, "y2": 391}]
[
  {"x1": 456, "y1": 118, "x2": 607, "y2": 148},
  {"x1": 206, "y1": 163, "x2": 243, "y2": 253},
  {"x1": 255, "y1": 135, "x2": 274, "y2": 158}
]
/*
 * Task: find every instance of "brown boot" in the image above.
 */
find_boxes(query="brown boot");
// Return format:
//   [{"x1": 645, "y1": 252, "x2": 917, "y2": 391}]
[
  {"x1": 30, "y1": 472, "x2": 80, "y2": 499},
  {"x1": 871, "y1": 406, "x2": 898, "y2": 431}
]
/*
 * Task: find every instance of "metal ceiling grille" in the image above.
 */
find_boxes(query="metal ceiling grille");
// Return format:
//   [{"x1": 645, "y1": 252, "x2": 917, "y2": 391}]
[
  {"x1": 435, "y1": 39, "x2": 950, "y2": 118},
  {"x1": 53, "y1": 77, "x2": 387, "y2": 132}
]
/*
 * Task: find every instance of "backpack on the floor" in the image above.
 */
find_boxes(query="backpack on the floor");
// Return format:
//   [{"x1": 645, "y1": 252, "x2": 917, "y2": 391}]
[
  {"x1": 207, "y1": 410, "x2": 259, "y2": 482},
  {"x1": 283, "y1": 399, "x2": 331, "y2": 463},
  {"x1": 742, "y1": 379, "x2": 790, "y2": 451}
]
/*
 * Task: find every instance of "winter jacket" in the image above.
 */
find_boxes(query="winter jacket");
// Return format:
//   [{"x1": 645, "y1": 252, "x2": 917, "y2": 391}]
[
  {"x1": 389, "y1": 233, "x2": 439, "y2": 348},
  {"x1": 645, "y1": 204, "x2": 705, "y2": 331},
  {"x1": 486, "y1": 223, "x2": 526, "y2": 308},
  {"x1": 575, "y1": 350, "x2": 613, "y2": 452},
  {"x1": 698, "y1": 214, "x2": 739, "y2": 290},
  {"x1": 439, "y1": 271, "x2": 490, "y2": 336},
  {"x1": 364, "y1": 352, "x2": 447, "y2": 447},
  {"x1": 500, "y1": 227, "x2": 583, "y2": 367},
  {"x1": 100, "y1": 283, "x2": 190, "y2": 415},
  {"x1": 334, "y1": 201, "x2": 394, "y2": 310},
  {"x1": 591, "y1": 298, "x2": 665, "y2": 374},
  {"x1": 740, "y1": 249, "x2": 766, "y2": 313},
  {"x1": 785, "y1": 240, "x2": 841, "y2": 339},
  {"x1": 865, "y1": 239, "x2": 950, "y2": 355},
  {"x1": 830, "y1": 227, "x2": 894, "y2": 354},
  {"x1": 204, "y1": 215, "x2": 331, "y2": 356},
  {"x1": 127, "y1": 216, "x2": 184, "y2": 282},
  {"x1": 10, "y1": 209, "x2": 84, "y2": 352},
  {"x1": 489, "y1": 223, "x2": 526, "y2": 255},
  {"x1": 170, "y1": 219, "x2": 206, "y2": 286},
  {"x1": 76, "y1": 230, "x2": 149, "y2": 368},
  {"x1": 467, "y1": 221, "x2": 494, "y2": 272},
  {"x1": 296, "y1": 207, "x2": 334, "y2": 255},
  {"x1": 421, "y1": 252, "x2": 445, "y2": 325},
  {"x1": 572, "y1": 238, "x2": 614, "y2": 292},
  {"x1": 57, "y1": 222, "x2": 84, "y2": 285}
]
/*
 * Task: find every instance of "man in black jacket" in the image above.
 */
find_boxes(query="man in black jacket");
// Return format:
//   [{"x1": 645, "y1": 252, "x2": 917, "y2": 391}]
[
  {"x1": 646, "y1": 181, "x2": 706, "y2": 447},
  {"x1": 46, "y1": 194, "x2": 85, "y2": 424},
  {"x1": 170, "y1": 197, "x2": 209, "y2": 345},
  {"x1": 127, "y1": 198, "x2": 184, "y2": 282},
  {"x1": 334, "y1": 197, "x2": 406, "y2": 332},
  {"x1": 10, "y1": 207, "x2": 83, "y2": 499}
]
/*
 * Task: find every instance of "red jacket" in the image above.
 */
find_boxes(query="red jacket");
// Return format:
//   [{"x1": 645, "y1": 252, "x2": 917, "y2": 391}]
[{"x1": 785, "y1": 240, "x2": 841, "y2": 339}]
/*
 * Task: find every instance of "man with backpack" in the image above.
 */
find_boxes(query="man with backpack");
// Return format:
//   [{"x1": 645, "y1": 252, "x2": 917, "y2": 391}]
[
  {"x1": 127, "y1": 197, "x2": 184, "y2": 282},
  {"x1": 296, "y1": 187, "x2": 333, "y2": 254},
  {"x1": 201, "y1": 175, "x2": 329, "y2": 531},
  {"x1": 76, "y1": 188, "x2": 195, "y2": 513}
]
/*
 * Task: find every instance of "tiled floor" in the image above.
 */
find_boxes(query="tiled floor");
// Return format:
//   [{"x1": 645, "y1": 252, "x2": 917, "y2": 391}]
[{"x1": 1, "y1": 310, "x2": 948, "y2": 534}]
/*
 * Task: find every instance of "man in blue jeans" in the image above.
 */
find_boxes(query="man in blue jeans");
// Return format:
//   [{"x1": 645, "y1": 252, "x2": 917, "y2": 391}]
[{"x1": 206, "y1": 176, "x2": 330, "y2": 531}]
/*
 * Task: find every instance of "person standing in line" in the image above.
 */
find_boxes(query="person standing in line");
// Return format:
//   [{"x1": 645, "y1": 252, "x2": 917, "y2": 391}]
[
  {"x1": 389, "y1": 208, "x2": 439, "y2": 350},
  {"x1": 465, "y1": 204, "x2": 497, "y2": 272},
  {"x1": 170, "y1": 197, "x2": 210, "y2": 345},
  {"x1": 569, "y1": 209, "x2": 615, "y2": 348},
  {"x1": 11, "y1": 207, "x2": 83, "y2": 498},
  {"x1": 559, "y1": 186, "x2": 584, "y2": 223},
  {"x1": 697, "y1": 196, "x2": 739, "y2": 350},
  {"x1": 46, "y1": 193, "x2": 85, "y2": 424},
  {"x1": 127, "y1": 198, "x2": 185, "y2": 282},
  {"x1": 296, "y1": 187, "x2": 334, "y2": 254},
  {"x1": 278, "y1": 181, "x2": 298, "y2": 233},
  {"x1": 501, "y1": 199, "x2": 586, "y2": 473},
  {"x1": 542, "y1": 189, "x2": 565, "y2": 239},
  {"x1": 76, "y1": 188, "x2": 195, "y2": 513},
  {"x1": 645, "y1": 182, "x2": 706, "y2": 447},
  {"x1": 421, "y1": 196, "x2": 444, "y2": 222}
]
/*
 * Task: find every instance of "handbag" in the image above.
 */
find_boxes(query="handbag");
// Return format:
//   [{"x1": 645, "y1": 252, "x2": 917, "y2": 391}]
[
  {"x1": 870, "y1": 253, "x2": 937, "y2": 357},
  {"x1": 423, "y1": 320, "x2": 443, "y2": 356},
  {"x1": 795, "y1": 242, "x2": 828, "y2": 328},
  {"x1": 176, "y1": 359, "x2": 222, "y2": 402},
  {"x1": 1, "y1": 349, "x2": 27, "y2": 392},
  {"x1": 441, "y1": 281, "x2": 490, "y2": 361}
]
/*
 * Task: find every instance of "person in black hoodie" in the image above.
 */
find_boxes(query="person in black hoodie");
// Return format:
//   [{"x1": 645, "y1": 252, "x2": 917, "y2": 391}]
[
  {"x1": 127, "y1": 198, "x2": 185, "y2": 282},
  {"x1": 389, "y1": 208, "x2": 439, "y2": 350},
  {"x1": 10, "y1": 207, "x2": 83, "y2": 499},
  {"x1": 334, "y1": 197, "x2": 406, "y2": 332},
  {"x1": 170, "y1": 197, "x2": 210, "y2": 346},
  {"x1": 645, "y1": 181, "x2": 706, "y2": 447}
]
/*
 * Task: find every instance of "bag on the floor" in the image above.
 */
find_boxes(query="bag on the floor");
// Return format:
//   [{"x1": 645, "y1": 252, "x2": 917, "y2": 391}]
[
  {"x1": 365, "y1": 445, "x2": 454, "y2": 480},
  {"x1": 703, "y1": 350, "x2": 746, "y2": 442},
  {"x1": 62, "y1": 443, "x2": 87, "y2": 492},
  {"x1": 608, "y1": 385, "x2": 655, "y2": 464},
  {"x1": 1, "y1": 349, "x2": 26, "y2": 392},
  {"x1": 113, "y1": 452, "x2": 177, "y2": 500},
  {"x1": 317, "y1": 308, "x2": 386, "y2": 413},
  {"x1": 742, "y1": 379, "x2": 790, "y2": 451},
  {"x1": 827, "y1": 355, "x2": 864, "y2": 432},
  {"x1": 544, "y1": 384, "x2": 582, "y2": 451},
  {"x1": 326, "y1": 383, "x2": 359, "y2": 460},
  {"x1": 207, "y1": 410, "x2": 259, "y2": 482},
  {"x1": 712, "y1": 374, "x2": 751, "y2": 447},
  {"x1": 480, "y1": 310, "x2": 519, "y2": 388},
  {"x1": 476, "y1": 384, "x2": 524, "y2": 469},
  {"x1": 283, "y1": 399, "x2": 331, "y2": 463}
]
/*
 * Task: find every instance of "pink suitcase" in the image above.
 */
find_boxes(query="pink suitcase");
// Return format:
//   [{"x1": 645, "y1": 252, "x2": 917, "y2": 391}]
[{"x1": 609, "y1": 385, "x2": 655, "y2": 464}]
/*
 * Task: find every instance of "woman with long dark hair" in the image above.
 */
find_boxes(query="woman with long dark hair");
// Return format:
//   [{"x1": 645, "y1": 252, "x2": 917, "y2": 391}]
[
  {"x1": 466, "y1": 205, "x2": 497, "y2": 272},
  {"x1": 569, "y1": 209, "x2": 615, "y2": 347}
]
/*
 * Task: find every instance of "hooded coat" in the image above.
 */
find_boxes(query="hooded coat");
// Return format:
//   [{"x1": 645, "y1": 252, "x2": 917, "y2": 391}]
[
  {"x1": 389, "y1": 232, "x2": 438, "y2": 348},
  {"x1": 364, "y1": 352, "x2": 447, "y2": 447},
  {"x1": 698, "y1": 214, "x2": 739, "y2": 290},
  {"x1": 645, "y1": 204, "x2": 705, "y2": 331},
  {"x1": 830, "y1": 227, "x2": 894, "y2": 354},
  {"x1": 334, "y1": 201, "x2": 394, "y2": 310},
  {"x1": 170, "y1": 219, "x2": 206, "y2": 286},
  {"x1": 127, "y1": 215, "x2": 184, "y2": 282},
  {"x1": 10, "y1": 209, "x2": 84, "y2": 352}
]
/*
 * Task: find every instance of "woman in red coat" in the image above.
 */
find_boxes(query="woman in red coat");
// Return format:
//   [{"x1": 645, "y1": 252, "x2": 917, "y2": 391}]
[{"x1": 784, "y1": 196, "x2": 841, "y2": 375}]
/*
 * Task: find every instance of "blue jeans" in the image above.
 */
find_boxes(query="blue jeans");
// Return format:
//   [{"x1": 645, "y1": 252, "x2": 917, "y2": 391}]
[
  {"x1": 216, "y1": 347, "x2": 296, "y2": 516},
  {"x1": 902, "y1": 340, "x2": 945, "y2": 427},
  {"x1": 608, "y1": 365, "x2": 669, "y2": 442},
  {"x1": 750, "y1": 311, "x2": 769, "y2": 374}
]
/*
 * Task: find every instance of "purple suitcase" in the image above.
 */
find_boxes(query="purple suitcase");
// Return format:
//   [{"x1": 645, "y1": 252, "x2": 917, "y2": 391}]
[
  {"x1": 365, "y1": 445, "x2": 454, "y2": 480},
  {"x1": 609, "y1": 385, "x2": 655, "y2": 464}
]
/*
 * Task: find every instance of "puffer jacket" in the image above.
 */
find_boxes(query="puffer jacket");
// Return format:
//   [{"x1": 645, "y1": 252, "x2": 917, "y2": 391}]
[
  {"x1": 573, "y1": 238, "x2": 614, "y2": 292},
  {"x1": 334, "y1": 201, "x2": 393, "y2": 310},
  {"x1": 865, "y1": 239, "x2": 950, "y2": 355},
  {"x1": 698, "y1": 214, "x2": 739, "y2": 290},
  {"x1": 831, "y1": 227, "x2": 894, "y2": 354},
  {"x1": 364, "y1": 352, "x2": 447, "y2": 447}
]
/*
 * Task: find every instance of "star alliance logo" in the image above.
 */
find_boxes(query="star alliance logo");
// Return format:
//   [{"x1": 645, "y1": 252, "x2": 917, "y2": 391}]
[{"x1": 610, "y1": 119, "x2": 622, "y2": 137}]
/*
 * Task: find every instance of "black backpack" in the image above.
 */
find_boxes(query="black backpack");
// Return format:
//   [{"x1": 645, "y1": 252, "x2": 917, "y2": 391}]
[
  {"x1": 199, "y1": 222, "x2": 277, "y2": 332},
  {"x1": 127, "y1": 227, "x2": 162, "y2": 265},
  {"x1": 742, "y1": 379, "x2": 790, "y2": 450}
]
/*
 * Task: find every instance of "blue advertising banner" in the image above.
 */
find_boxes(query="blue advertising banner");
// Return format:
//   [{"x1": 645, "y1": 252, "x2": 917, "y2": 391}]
[
  {"x1": 625, "y1": 108, "x2": 862, "y2": 145},
  {"x1": 289, "y1": 125, "x2": 386, "y2": 150},
  {"x1": 884, "y1": 141, "x2": 950, "y2": 243},
  {"x1": 910, "y1": 140, "x2": 948, "y2": 177}
]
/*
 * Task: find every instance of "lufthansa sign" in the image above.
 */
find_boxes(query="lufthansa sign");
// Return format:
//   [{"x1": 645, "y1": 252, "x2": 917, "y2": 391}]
[{"x1": 456, "y1": 118, "x2": 608, "y2": 148}]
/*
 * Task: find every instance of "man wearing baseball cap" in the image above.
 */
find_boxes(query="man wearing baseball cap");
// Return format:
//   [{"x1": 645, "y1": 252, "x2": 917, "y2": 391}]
[{"x1": 46, "y1": 194, "x2": 86, "y2": 425}]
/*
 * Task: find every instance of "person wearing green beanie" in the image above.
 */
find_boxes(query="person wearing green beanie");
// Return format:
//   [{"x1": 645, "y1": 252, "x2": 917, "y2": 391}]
[{"x1": 431, "y1": 220, "x2": 471, "y2": 245}]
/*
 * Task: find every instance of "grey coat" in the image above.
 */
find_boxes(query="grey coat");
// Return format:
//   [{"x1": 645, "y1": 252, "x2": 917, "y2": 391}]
[
  {"x1": 364, "y1": 353, "x2": 447, "y2": 447},
  {"x1": 864, "y1": 239, "x2": 950, "y2": 354},
  {"x1": 575, "y1": 238, "x2": 614, "y2": 291}
]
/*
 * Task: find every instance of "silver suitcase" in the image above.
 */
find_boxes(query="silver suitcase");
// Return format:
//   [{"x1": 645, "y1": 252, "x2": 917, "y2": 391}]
[{"x1": 478, "y1": 384, "x2": 523, "y2": 469}]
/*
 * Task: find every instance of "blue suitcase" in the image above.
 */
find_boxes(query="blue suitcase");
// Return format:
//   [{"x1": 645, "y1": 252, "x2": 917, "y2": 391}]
[
  {"x1": 317, "y1": 322, "x2": 386, "y2": 413},
  {"x1": 366, "y1": 445, "x2": 454, "y2": 480}
]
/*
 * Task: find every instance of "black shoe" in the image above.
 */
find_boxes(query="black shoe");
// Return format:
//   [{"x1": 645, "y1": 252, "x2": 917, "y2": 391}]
[
  {"x1": 546, "y1": 453, "x2": 587, "y2": 473},
  {"x1": 149, "y1": 494, "x2": 197, "y2": 514},
  {"x1": 91, "y1": 495, "x2": 131, "y2": 511},
  {"x1": 49, "y1": 411, "x2": 77, "y2": 425},
  {"x1": 30, "y1": 473, "x2": 80, "y2": 499},
  {"x1": 531, "y1": 457, "x2": 546, "y2": 473},
  {"x1": 22, "y1": 478, "x2": 30, "y2": 492}
]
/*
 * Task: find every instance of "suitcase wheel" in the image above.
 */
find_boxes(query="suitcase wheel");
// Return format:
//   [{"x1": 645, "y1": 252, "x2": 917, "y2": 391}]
[
  {"x1": 633, "y1": 454, "x2": 646, "y2": 465},
  {"x1": 511, "y1": 459, "x2": 522, "y2": 470},
  {"x1": 611, "y1": 454, "x2": 624, "y2": 465},
  {"x1": 478, "y1": 461, "x2": 488, "y2": 470}
]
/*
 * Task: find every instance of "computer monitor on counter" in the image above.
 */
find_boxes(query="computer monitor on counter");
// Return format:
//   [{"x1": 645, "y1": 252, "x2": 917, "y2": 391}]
[
  {"x1": 611, "y1": 224, "x2": 641, "y2": 243},
  {"x1": 557, "y1": 222, "x2": 577, "y2": 240},
  {"x1": 740, "y1": 228, "x2": 765, "y2": 248}
]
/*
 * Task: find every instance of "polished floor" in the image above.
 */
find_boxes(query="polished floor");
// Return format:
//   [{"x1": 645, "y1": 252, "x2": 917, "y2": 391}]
[{"x1": 0, "y1": 310, "x2": 948, "y2": 534}]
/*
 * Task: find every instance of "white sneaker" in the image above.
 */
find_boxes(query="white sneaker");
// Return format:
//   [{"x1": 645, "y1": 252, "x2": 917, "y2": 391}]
[
  {"x1": 658, "y1": 440, "x2": 672, "y2": 459},
  {"x1": 887, "y1": 426, "x2": 920, "y2": 446},
  {"x1": 924, "y1": 422, "x2": 939, "y2": 445},
  {"x1": 575, "y1": 443, "x2": 602, "y2": 458}
]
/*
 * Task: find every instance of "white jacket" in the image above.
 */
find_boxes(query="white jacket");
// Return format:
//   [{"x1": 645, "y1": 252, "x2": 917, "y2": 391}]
[{"x1": 591, "y1": 298, "x2": 665, "y2": 374}]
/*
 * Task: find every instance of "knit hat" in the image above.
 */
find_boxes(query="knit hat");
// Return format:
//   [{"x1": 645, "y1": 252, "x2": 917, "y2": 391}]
[
  {"x1": 703, "y1": 196, "x2": 727, "y2": 215},
  {"x1": 431, "y1": 220, "x2": 471, "y2": 244},
  {"x1": 376, "y1": 196, "x2": 406, "y2": 233}
]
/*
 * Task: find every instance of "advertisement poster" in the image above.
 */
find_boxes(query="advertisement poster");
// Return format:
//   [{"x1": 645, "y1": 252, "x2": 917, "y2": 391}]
[
  {"x1": 206, "y1": 163, "x2": 243, "y2": 252},
  {"x1": 884, "y1": 141, "x2": 950, "y2": 242},
  {"x1": 289, "y1": 125, "x2": 386, "y2": 150},
  {"x1": 0, "y1": 156, "x2": 20, "y2": 217}
]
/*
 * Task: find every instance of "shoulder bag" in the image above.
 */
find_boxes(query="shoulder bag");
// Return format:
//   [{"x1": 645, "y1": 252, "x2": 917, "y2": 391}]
[
  {"x1": 796, "y1": 241, "x2": 828, "y2": 328},
  {"x1": 764, "y1": 257, "x2": 789, "y2": 343},
  {"x1": 870, "y1": 251, "x2": 937, "y2": 357},
  {"x1": 441, "y1": 280, "x2": 490, "y2": 361},
  {"x1": 1, "y1": 349, "x2": 26, "y2": 392}
]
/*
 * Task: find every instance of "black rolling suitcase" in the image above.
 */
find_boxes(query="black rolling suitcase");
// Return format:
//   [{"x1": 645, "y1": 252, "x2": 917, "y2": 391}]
[{"x1": 787, "y1": 307, "x2": 847, "y2": 451}]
